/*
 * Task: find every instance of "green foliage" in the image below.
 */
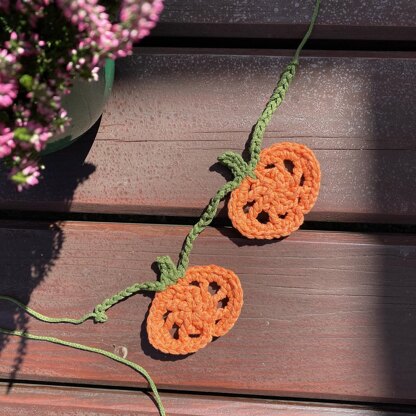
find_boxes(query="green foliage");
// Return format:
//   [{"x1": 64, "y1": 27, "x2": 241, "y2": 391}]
[
  {"x1": 19, "y1": 74, "x2": 33, "y2": 91},
  {"x1": 14, "y1": 127, "x2": 32, "y2": 142}
]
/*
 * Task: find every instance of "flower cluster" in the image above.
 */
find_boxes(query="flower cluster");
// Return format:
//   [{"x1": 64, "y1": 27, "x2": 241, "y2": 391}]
[{"x1": 0, "y1": 0, "x2": 163, "y2": 190}]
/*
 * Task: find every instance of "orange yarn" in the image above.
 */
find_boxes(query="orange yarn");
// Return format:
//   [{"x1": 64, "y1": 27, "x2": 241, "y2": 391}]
[
  {"x1": 147, "y1": 265, "x2": 243, "y2": 355},
  {"x1": 228, "y1": 142, "x2": 321, "y2": 239}
]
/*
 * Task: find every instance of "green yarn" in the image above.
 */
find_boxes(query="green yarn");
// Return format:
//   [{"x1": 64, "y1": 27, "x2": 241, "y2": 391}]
[
  {"x1": 0, "y1": 295, "x2": 95, "y2": 324},
  {"x1": 0, "y1": 326, "x2": 166, "y2": 416},
  {"x1": 248, "y1": 62, "x2": 298, "y2": 171},
  {"x1": 93, "y1": 256, "x2": 180, "y2": 323},
  {"x1": 293, "y1": 0, "x2": 321, "y2": 65},
  {"x1": 177, "y1": 1, "x2": 322, "y2": 275},
  {"x1": 0, "y1": 1, "x2": 321, "y2": 415}
]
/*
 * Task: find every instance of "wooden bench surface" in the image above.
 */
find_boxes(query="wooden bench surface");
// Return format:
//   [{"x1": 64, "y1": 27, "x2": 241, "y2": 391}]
[
  {"x1": 1, "y1": 50, "x2": 416, "y2": 223},
  {"x1": 3, "y1": 383, "x2": 414, "y2": 416},
  {"x1": 1, "y1": 1, "x2": 416, "y2": 415},
  {"x1": 154, "y1": 0, "x2": 416, "y2": 41},
  {"x1": 1, "y1": 221, "x2": 416, "y2": 404}
]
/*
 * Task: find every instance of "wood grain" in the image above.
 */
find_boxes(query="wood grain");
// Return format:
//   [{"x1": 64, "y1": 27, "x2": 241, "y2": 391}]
[
  {"x1": 153, "y1": 0, "x2": 416, "y2": 41},
  {"x1": 1, "y1": 50, "x2": 415, "y2": 222},
  {"x1": 1, "y1": 221, "x2": 416, "y2": 403},
  {"x1": 1, "y1": 383, "x2": 415, "y2": 416}
]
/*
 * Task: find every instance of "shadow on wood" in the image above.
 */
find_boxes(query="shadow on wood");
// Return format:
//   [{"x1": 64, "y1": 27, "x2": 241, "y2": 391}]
[
  {"x1": 0, "y1": 120, "x2": 98, "y2": 390},
  {"x1": 370, "y1": 63, "x2": 416, "y2": 402}
]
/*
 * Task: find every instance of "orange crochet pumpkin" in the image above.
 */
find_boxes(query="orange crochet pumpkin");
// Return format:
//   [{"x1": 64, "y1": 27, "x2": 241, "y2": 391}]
[
  {"x1": 228, "y1": 142, "x2": 320, "y2": 239},
  {"x1": 147, "y1": 265, "x2": 243, "y2": 355}
]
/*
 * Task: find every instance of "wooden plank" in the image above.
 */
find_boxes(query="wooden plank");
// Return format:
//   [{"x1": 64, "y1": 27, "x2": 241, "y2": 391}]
[
  {"x1": 152, "y1": 0, "x2": 416, "y2": 41},
  {"x1": 1, "y1": 384, "x2": 415, "y2": 416},
  {"x1": 1, "y1": 221, "x2": 416, "y2": 403},
  {"x1": 1, "y1": 50, "x2": 416, "y2": 223}
]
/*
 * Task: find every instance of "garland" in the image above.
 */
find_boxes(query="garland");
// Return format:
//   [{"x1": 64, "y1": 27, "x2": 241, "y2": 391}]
[{"x1": 0, "y1": 1, "x2": 322, "y2": 415}]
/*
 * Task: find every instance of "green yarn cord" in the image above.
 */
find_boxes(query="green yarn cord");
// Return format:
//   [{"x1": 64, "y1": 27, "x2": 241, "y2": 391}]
[
  {"x1": 0, "y1": 2, "x2": 321, "y2": 415},
  {"x1": 0, "y1": 325, "x2": 166, "y2": 416},
  {"x1": 179, "y1": 0, "x2": 321, "y2": 273}
]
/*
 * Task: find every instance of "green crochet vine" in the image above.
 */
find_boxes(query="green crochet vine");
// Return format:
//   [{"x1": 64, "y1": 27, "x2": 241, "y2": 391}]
[{"x1": 0, "y1": 1, "x2": 321, "y2": 415}]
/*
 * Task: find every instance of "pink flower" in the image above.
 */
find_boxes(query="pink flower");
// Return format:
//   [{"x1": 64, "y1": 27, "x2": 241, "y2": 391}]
[
  {"x1": 0, "y1": 0, "x2": 164, "y2": 190},
  {"x1": 56, "y1": 0, "x2": 164, "y2": 74},
  {"x1": 22, "y1": 164, "x2": 41, "y2": 187},
  {"x1": 0, "y1": 48, "x2": 19, "y2": 108},
  {"x1": 0, "y1": 123, "x2": 15, "y2": 157},
  {"x1": 31, "y1": 128, "x2": 52, "y2": 152},
  {"x1": 14, "y1": 121, "x2": 52, "y2": 152},
  {"x1": 10, "y1": 158, "x2": 42, "y2": 192},
  {"x1": 0, "y1": 77, "x2": 17, "y2": 108}
]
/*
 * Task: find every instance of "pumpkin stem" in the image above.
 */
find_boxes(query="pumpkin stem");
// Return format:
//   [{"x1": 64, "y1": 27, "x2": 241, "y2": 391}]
[
  {"x1": 156, "y1": 255, "x2": 181, "y2": 287},
  {"x1": 218, "y1": 151, "x2": 256, "y2": 180}
]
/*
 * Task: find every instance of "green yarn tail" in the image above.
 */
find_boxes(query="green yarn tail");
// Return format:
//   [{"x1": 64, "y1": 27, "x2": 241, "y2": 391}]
[
  {"x1": 293, "y1": 0, "x2": 321, "y2": 65},
  {"x1": 0, "y1": 295, "x2": 95, "y2": 324},
  {"x1": 0, "y1": 325, "x2": 166, "y2": 416},
  {"x1": 0, "y1": 1, "x2": 321, "y2": 415}
]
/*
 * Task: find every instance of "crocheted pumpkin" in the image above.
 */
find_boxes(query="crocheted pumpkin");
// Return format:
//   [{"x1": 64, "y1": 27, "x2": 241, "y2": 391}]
[
  {"x1": 228, "y1": 142, "x2": 320, "y2": 239},
  {"x1": 147, "y1": 265, "x2": 243, "y2": 355}
]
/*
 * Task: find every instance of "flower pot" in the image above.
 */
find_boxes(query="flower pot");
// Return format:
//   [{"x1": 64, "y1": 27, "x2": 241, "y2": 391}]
[{"x1": 43, "y1": 59, "x2": 115, "y2": 155}]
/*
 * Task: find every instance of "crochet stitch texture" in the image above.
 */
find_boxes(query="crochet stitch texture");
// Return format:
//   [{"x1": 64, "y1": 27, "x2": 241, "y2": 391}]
[
  {"x1": 148, "y1": 265, "x2": 243, "y2": 355},
  {"x1": 229, "y1": 142, "x2": 321, "y2": 239}
]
